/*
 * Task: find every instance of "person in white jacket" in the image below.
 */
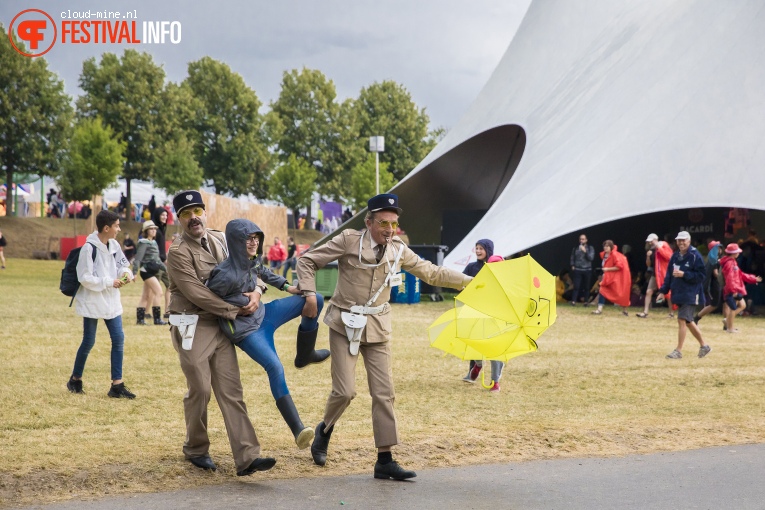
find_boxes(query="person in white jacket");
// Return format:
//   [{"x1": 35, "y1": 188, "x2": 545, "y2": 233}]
[{"x1": 67, "y1": 210, "x2": 137, "y2": 399}]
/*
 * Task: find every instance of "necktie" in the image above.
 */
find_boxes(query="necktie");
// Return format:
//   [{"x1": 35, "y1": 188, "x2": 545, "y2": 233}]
[
  {"x1": 374, "y1": 244, "x2": 385, "y2": 263},
  {"x1": 201, "y1": 237, "x2": 212, "y2": 255}
]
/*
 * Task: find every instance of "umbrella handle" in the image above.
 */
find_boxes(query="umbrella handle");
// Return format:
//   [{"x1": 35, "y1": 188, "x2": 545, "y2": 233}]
[{"x1": 481, "y1": 365, "x2": 494, "y2": 389}]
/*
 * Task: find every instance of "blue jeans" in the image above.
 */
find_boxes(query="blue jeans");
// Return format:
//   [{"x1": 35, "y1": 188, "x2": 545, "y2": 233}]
[
  {"x1": 282, "y1": 258, "x2": 296, "y2": 278},
  {"x1": 237, "y1": 294, "x2": 324, "y2": 400},
  {"x1": 72, "y1": 316, "x2": 125, "y2": 381},
  {"x1": 571, "y1": 269, "x2": 592, "y2": 303}
]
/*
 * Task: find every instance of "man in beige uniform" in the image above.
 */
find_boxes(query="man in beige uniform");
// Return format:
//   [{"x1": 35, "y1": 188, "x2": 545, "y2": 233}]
[
  {"x1": 167, "y1": 190, "x2": 275, "y2": 476},
  {"x1": 297, "y1": 193, "x2": 472, "y2": 480}
]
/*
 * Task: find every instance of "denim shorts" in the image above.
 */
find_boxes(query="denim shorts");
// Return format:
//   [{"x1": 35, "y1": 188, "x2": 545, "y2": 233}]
[{"x1": 724, "y1": 293, "x2": 744, "y2": 310}]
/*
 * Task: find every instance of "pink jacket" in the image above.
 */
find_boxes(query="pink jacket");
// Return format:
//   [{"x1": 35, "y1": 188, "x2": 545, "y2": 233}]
[{"x1": 720, "y1": 256, "x2": 758, "y2": 296}]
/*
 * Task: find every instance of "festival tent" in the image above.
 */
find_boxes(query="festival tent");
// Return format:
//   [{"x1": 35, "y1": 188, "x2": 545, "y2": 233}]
[
  {"x1": 333, "y1": 0, "x2": 765, "y2": 272},
  {"x1": 103, "y1": 180, "x2": 171, "y2": 207}
]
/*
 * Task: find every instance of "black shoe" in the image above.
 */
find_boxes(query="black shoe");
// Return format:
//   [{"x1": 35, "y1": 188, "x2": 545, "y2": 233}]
[
  {"x1": 236, "y1": 457, "x2": 276, "y2": 476},
  {"x1": 311, "y1": 421, "x2": 332, "y2": 466},
  {"x1": 67, "y1": 376, "x2": 84, "y2": 394},
  {"x1": 136, "y1": 307, "x2": 147, "y2": 326},
  {"x1": 693, "y1": 315, "x2": 701, "y2": 325},
  {"x1": 152, "y1": 306, "x2": 167, "y2": 325},
  {"x1": 374, "y1": 460, "x2": 417, "y2": 480},
  {"x1": 188, "y1": 455, "x2": 217, "y2": 471},
  {"x1": 108, "y1": 382, "x2": 136, "y2": 399}
]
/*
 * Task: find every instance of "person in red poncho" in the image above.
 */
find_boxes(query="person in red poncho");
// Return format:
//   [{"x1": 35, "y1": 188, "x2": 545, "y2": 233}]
[
  {"x1": 636, "y1": 233, "x2": 675, "y2": 318},
  {"x1": 591, "y1": 240, "x2": 632, "y2": 316}
]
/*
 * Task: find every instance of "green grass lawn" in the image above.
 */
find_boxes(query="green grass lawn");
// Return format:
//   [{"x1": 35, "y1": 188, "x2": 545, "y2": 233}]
[{"x1": 1, "y1": 258, "x2": 764, "y2": 507}]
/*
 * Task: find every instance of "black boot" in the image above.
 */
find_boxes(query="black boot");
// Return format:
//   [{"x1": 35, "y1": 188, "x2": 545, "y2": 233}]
[
  {"x1": 136, "y1": 307, "x2": 147, "y2": 325},
  {"x1": 294, "y1": 326, "x2": 330, "y2": 369},
  {"x1": 275, "y1": 395, "x2": 314, "y2": 449},
  {"x1": 153, "y1": 306, "x2": 167, "y2": 325},
  {"x1": 311, "y1": 421, "x2": 333, "y2": 466}
]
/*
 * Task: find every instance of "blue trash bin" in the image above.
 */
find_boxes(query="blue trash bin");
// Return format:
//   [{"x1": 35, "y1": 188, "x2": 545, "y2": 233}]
[{"x1": 391, "y1": 271, "x2": 420, "y2": 304}]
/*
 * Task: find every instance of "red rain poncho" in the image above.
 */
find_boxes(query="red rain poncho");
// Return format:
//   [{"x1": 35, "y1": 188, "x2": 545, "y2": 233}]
[{"x1": 599, "y1": 246, "x2": 632, "y2": 307}]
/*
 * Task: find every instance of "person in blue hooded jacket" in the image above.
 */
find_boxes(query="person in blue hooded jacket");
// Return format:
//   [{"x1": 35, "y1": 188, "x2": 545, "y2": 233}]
[
  {"x1": 206, "y1": 219, "x2": 329, "y2": 450},
  {"x1": 460, "y1": 239, "x2": 501, "y2": 384}
]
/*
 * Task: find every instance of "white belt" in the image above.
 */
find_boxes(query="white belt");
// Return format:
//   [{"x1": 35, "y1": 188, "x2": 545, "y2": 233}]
[{"x1": 349, "y1": 304, "x2": 388, "y2": 315}]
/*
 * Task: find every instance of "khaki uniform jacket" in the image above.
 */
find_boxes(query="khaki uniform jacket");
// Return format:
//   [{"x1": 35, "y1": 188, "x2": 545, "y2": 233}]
[
  {"x1": 297, "y1": 229, "x2": 472, "y2": 343},
  {"x1": 167, "y1": 229, "x2": 239, "y2": 322}
]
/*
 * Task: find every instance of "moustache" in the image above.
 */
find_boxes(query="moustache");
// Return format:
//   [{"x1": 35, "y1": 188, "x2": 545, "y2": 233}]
[{"x1": 188, "y1": 219, "x2": 202, "y2": 227}]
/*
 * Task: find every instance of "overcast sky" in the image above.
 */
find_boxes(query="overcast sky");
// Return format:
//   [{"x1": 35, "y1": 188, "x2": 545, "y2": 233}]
[{"x1": 2, "y1": 0, "x2": 530, "y2": 129}]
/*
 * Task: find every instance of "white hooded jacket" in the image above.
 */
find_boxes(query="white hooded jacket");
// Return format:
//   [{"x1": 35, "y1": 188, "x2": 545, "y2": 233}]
[{"x1": 75, "y1": 231, "x2": 133, "y2": 319}]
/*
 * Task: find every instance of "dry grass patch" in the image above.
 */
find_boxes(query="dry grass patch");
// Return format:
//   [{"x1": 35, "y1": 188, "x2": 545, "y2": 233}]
[{"x1": 1, "y1": 259, "x2": 764, "y2": 506}]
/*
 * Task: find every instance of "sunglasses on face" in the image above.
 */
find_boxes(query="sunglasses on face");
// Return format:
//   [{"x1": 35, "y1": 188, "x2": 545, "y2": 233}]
[
  {"x1": 246, "y1": 236, "x2": 260, "y2": 245},
  {"x1": 178, "y1": 207, "x2": 204, "y2": 220},
  {"x1": 375, "y1": 219, "x2": 399, "y2": 230}
]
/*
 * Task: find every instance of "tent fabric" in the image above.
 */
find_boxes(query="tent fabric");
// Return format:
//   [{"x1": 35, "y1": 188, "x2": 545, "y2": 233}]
[{"x1": 384, "y1": 0, "x2": 765, "y2": 272}]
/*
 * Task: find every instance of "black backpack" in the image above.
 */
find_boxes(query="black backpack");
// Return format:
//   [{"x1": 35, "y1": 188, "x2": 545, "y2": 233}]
[{"x1": 60, "y1": 242, "x2": 97, "y2": 306}]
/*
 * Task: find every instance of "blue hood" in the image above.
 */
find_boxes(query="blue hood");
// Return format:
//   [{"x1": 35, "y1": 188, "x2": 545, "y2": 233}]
[{"x1": 476, "y1": 239, "x2": 494, "y2": 260}]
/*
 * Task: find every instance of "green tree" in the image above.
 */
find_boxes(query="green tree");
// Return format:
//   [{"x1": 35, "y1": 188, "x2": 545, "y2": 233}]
[
  {"x1": 349, "y1": 154, "x2": 395, "y2": 210},
  {"x1": 184, "y1": 57, "x2": 271, "y2": 197},
  {"x1": 152, "y1": 82, "x2": 204, "y2": 194},
  {"x1": 269, "y1": 68, "x2": 340, "y2": 218},
  {"x1": 322, "y1": 98, "x2": 366, "y2": 200},
  {"x1": 153, "y1": 137, "x2": 204, "y2": 195},
  {"x1": 58, "y1": 118, "x2": 125, "y2": 201},
  {"x1": 76, "y1": 49, "x2": 165, "y2": 208},
  {"x1": 268, "y1": 154, "x2": 318, "y2": 219},
  {"x1": 0, "y1": 24, "x2": 73, "y2": 215},
  {"x1": 354, "y1": 80, "x2": 435, "y2": 182}
]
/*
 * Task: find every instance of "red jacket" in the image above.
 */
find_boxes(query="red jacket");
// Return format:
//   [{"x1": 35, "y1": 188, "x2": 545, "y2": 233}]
[
  {"x1": 720, "y1": 256, "x2": 758, "y2": 296},
  {"x1": 653, "y1": 241, "x2": 673, "y2": 290},
  {"x1": 599, "y1": 246, "x2": 632, "y2": 307},
  {"x1": 268, "y1": 242, "x2": 288, "y2": 263}
]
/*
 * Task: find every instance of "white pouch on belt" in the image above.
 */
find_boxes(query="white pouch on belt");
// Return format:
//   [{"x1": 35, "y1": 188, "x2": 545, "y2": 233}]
[
  {"x1": 169, "y1": 313, "x2": 199, "y2": 350},
  {"x1": 340, "y1": 312, "x2": 367, "y2": 355}
]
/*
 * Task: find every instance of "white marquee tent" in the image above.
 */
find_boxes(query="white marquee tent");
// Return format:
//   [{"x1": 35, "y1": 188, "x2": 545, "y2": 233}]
[{"x1": 368, "y1": 0, "x2": 765, "y2": 271}]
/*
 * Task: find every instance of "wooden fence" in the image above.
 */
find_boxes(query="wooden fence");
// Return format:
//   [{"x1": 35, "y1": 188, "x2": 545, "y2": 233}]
[{"x1": 199, "y1": 191, "x2": 288, "y2": 248}]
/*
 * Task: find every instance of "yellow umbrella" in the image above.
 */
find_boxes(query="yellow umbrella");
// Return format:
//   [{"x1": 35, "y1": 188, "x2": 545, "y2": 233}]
[{"x1": 429, "y1": 255, "x2": 556, "y2": 385}]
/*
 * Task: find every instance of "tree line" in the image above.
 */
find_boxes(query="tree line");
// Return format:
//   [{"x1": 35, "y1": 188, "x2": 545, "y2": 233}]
[{"x1": 1, "y1": 24, "x2": 443, "y2": 219}]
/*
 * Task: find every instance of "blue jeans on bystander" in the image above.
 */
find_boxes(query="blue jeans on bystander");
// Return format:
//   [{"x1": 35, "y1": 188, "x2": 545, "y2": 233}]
[{"x1": 72, "y1": 316, "x2": 125, "y2": 381}]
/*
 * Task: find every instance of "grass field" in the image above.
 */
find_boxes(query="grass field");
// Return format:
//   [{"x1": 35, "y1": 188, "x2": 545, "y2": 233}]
[{"x1": 1, "y1": 258, "x2": 764, "y2": 507}]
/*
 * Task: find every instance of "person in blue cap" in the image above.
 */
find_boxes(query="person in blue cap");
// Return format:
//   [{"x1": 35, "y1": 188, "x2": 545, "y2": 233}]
[{"x1": 296, "y1": 193, "x2": 473, "y2": 480}]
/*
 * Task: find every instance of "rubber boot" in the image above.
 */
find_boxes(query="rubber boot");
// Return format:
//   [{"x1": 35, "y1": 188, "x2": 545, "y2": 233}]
[
  {"x1": 136, "y1": 307, "x2": 147, "y2": 325},
  {"x1": 152, "y1": 306, "x2": 167, "y2": 325},
  {"x1": 294, "y1": 326, "x2": 330, "y2": 369},
  {"x1": 275, "y1": 395, "x2": 314, "y2": 449},
  {"x1": 311, "y1": 421, "x2": 333, "y2": 466}
]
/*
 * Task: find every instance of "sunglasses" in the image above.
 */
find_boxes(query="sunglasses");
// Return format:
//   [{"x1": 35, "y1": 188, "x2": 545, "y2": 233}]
[
  {"x1": 374, "y1": 219, "x2": 399, "y2": 230},
  {"x1": 178, "y1": 207, "x2": 204, "y2": 220},
  {"x1": 246, "y1": 236, "x2": 260, "y2": 245}
]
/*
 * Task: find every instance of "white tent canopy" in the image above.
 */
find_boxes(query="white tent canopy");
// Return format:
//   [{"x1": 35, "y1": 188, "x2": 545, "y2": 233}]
[
  {"x1": 385, "y1": 0, "x2": 765, "y2": 271},
  {"x1": 102, "y1": 180, "x2": 171, "y2": 206}
]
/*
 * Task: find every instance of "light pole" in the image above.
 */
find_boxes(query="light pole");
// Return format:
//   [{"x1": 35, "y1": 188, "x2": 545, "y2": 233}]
[{"x1": 369, "y1": 136, "x2": 385, "y2": 194}]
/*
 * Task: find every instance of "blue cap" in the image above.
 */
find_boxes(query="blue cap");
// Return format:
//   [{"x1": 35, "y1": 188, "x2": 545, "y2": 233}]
[
  {"x1": 367, "y1": 193, "x2": 402, "y2": 214},
  {"x1": 173, "y1": 190, "x2": 205, "y2": 214}
]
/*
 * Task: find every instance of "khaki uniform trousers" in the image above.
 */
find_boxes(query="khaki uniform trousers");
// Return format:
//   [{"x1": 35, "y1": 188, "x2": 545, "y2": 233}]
[
  {"x1": 171, "y1": 319, "x2": 261, "y2": 472},
  {"x1": 322, "y1": 327, "x2": 399, "y2": 448}
]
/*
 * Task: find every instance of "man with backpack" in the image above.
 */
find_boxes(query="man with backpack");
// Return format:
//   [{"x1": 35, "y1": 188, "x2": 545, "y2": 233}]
[{"x1": 65, "y1": 210, "x2": 136, "y2": 398}]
